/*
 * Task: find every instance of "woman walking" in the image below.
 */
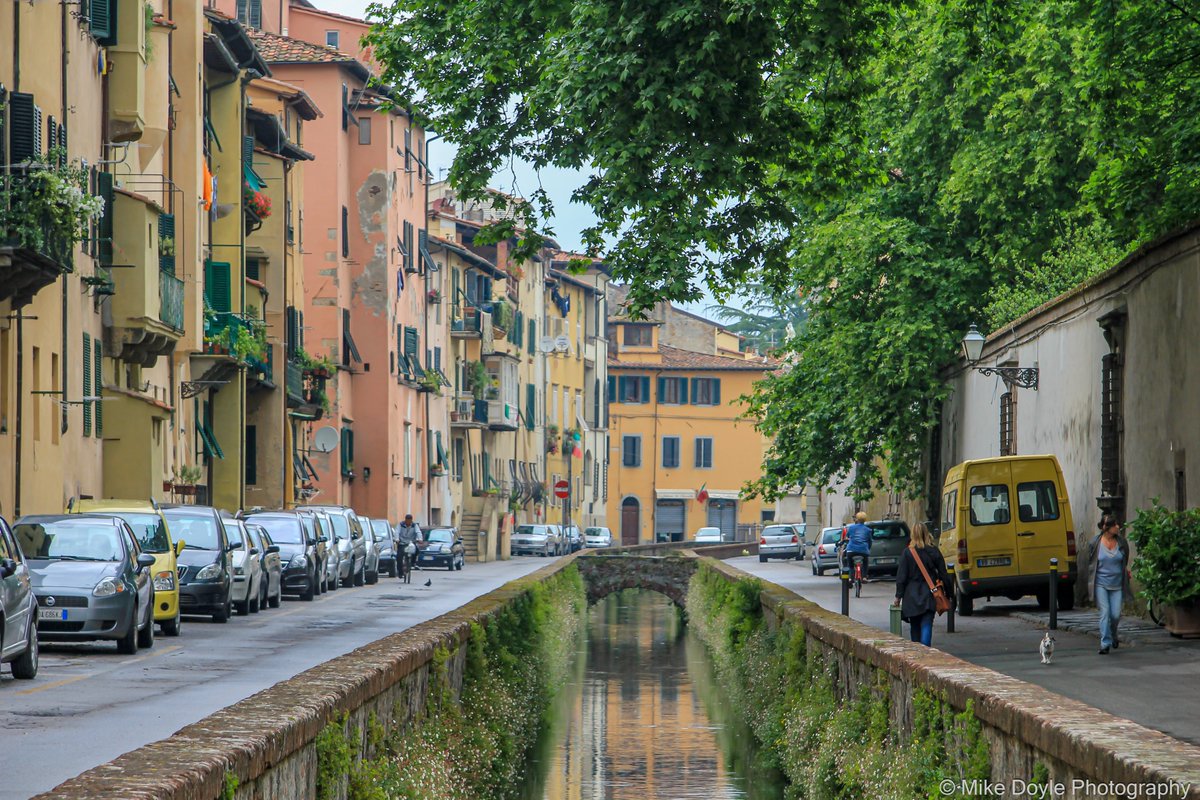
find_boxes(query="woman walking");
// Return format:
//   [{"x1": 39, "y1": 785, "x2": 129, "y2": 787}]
[
  {"x1": 1087, "y1": 514, "x2": 1131, "y2": 654},
  {"x1": 893, "y1": 522, "x2": 952, "y2": 647}
]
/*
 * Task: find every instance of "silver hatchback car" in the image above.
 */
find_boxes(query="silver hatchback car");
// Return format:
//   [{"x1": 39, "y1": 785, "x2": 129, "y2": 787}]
[
  {"x1": 811, "y1": 527, "x2": 843, "y2": 575},
  {"x1": 758, "y1": 524, "x2": 803, "y2": 562}
]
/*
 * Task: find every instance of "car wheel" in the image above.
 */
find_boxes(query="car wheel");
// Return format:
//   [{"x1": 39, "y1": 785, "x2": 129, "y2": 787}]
[
  {"x1": 301, "y1": 572, "x2": 316, "y2": 601},
  {"x1": 270, "y1": 582, "x2": 282, "y2": 608},
  {"x1": 236, "y1": 592, "x2": 251, "y2": 615},
  {"x1": 354, "y1": 561, "x2": 366, "y2": 587},
  {"x1": 759, "y1": 554, "x2": 768, "y2": 563},
  {"x1": 117, "y1": 607, "x2": 139, "y2": 655},
  {"x1": 137, "y1": 610, "x2": 155, "y2": 649},
  {"x1": 213, "y1": 594, "x2": 231, "y2": 623},
  {"x1": 367, "y1": 568, "x2": 378, "y2": 585},
  {"x1": 250, "y1": 582, "x2": 262, "y2": 614},
  {"x1": 811, "y1": 561, "x2": 818, "y2": 576},
  {"x1": 161, "y1": 609, "x2": 182, "y2": 637},
  {"x1": 11, "y1": 618, "x2": 38, "y2": 680}
]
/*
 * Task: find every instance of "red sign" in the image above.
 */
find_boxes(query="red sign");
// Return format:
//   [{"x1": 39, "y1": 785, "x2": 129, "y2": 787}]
[{"x1": 553, "y1": 480, "x2": 570, "y2": 499}]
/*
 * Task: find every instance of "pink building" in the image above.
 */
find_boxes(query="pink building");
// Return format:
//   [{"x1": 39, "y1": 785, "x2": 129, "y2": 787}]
[{"x1": 213, "y1": 0, "x2": 439, "y2": 525}]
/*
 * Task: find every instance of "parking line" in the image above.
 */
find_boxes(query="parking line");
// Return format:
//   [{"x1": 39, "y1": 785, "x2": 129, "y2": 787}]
[{"x1": 16, "y1": 645, "x2": 182, "y2": 696}]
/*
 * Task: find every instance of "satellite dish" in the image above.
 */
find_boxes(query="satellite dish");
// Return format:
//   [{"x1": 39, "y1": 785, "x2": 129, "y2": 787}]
[
  {"x1": 539, "y1": 337, "x2": 555, "y2": 353},
  {"x1": 312, "y1": 427, "x2": 339, "y2": 454},
  {"x1": 554, "y1": 334, "x2": 570, "y2": 353}
]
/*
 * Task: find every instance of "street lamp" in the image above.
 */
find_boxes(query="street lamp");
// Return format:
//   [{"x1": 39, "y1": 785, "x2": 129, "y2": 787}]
[{"x1": 960, "y1": 324, "x2": 1039, "y2": 390}]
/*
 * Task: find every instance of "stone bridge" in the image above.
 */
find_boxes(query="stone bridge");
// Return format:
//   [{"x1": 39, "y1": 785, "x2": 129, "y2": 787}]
[{"x1": 575, "y1": 554, "x2": 698, "y2": 606}]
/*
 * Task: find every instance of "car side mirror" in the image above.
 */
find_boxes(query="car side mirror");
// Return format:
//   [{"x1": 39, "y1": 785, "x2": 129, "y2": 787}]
[
  {"x1": 174, "y1": 539, "x2": 186, "y2": 556},
  {"x1": 249, "y1": 547, "x2": 259, "y2": 556},
  {"x1": 136, "y1": 553, "x2": 157, "y2": 570},
  {"x1": 227, "y1": 543, "x2": 240, "y2": 553},
  {"x1": 455, "y1": 538, "x2": 463, "y2": 546},
  {"x1": 0, "y1": 558, "x2": 16, "y2": 578},
  {"x1": 266, "y1": 544, "x2": 280, "y2": 555}
]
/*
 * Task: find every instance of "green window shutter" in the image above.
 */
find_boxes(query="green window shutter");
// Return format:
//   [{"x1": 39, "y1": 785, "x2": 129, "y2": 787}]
[
  {"x1": 204, "y1": 261, "x2": 232, "y2": 313},
  {"x1": 404, "y1": 327, "x2": 422, "y2": 376},
  {"x1": 57, "y1": 122, "x2": 67, "y2": 169},
  {"x1": 47, "y1": 117, "x2": 57, "y2": 160},
  {"x1": 249, "y1": 0, "x2": 262, "y2": 29},
  {"x1": 528, "y1": 318, "x2": 536, "y2": 349},
  {"x1": 96, "y1": 171, "x2": 115, "y2": 265},
  {"x1": 526, "y1": 383, "x2": 536, "y2": 430},
  {"x1": 93, "y1": 338, "x2": 103, "y2": 438},
  {"x1": 713, "y1": 379, "x2": 721, "y2": 405},
  {"x1": 8, "y1": 93, "x2": 39, "y2": 164},
  {"x1": 656, "y1": 377, "x2": 665, "y2": 402},
  {"x1": 82, "y1": 333, "x2": 92, "y2": 436},
  {"x1": 451, "y1": 268, "x2": 460, "y2": 306},
  {"x1": 640, "y1": 377, "x2": 650, "y2": 403},
  {"x1": 88, "y1": 0, "x2": 117, "y2": 46},
  {"x1": 680, "y1": 377, "x2": 690, "y2": 404},
  {"x1": 341, "y1": 427, "x2": 354, "y2": 475},
  {"x1": 199, "y1": 422, "x2": 224, "y2": 460},
  {"x1": 608, "y1": 376, "x2": 616, "y2": 404},
  {"x1": 690, "y1": 379, "x2": 699, "y2": 405},
  {"x1": 245, "y1": 425, "x2": 257, "y2": 485},
  {"x1": 245, "y1": 257, "x2": 260, "y2": 281},
  {"x1": 158, "y1": 213, "x2": 175, "y2": 275}
]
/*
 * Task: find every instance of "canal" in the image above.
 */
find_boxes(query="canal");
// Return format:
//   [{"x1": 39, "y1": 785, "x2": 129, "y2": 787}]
[{"x1": 520, "y1": 589, "x2": 784, "y2": 799}]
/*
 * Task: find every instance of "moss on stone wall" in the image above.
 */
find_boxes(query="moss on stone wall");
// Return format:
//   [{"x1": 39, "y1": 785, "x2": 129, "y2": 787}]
[
  {"x1": 313, "y1": 565, "x2": 586, "y2": 800},
  {"x1": 686, "y1": 562, "x2": 991, "y2": 800}
]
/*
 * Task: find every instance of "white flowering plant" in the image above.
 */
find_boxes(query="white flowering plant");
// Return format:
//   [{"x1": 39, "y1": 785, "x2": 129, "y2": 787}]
[{"x1": 0, "y1": 149, "x2": 104, "y2": 257}]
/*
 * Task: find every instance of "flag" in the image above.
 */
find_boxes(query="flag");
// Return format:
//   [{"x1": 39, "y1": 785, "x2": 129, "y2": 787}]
[{"x1": 696, "y1": 483, "x2": 708, "y2": 504}]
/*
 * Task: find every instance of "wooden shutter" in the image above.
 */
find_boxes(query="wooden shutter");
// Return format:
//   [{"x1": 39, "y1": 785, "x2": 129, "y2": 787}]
[
  {"x1": 341, "y1": 206, "x2": 349, "y2": 258},
  {"x1": 93, "y1": 338, "x2": 103, "y2": 438},
  {"x1": 88, "y1": 0, "x2": 117, "y2": 46},
  {"x1": 97, "y1": 172, "x2": 115, "y2": 265},
  {"x1": 46, "y1": 117, "x2": 57, "y2": 159},
  {"x1": 608, "y1": 377, "x2": 616, "y2": 404},
  {"x1": 341, "y1": 427, "x2": 354, "y2": 474},
  {"x1": 9, "y1": 93, "x2": 40, "y2": 164},
  {"x1": 204, "y1": 261, "x2": 232, "y2": 313},
  {"x1": 249, "y1": 0, "x2": 262, "y2": 28},
  {"x1": 158, "y1": 213, "x2": 175, "y2": 274},
  {"x1": 712, "y1": 379, "x2": 721, "y2": 405},
  {"x1": 640, "y1": 376, "x2": 650, "y2": 403},
  {"x1": 57, "y1": 123, "x2": 67, "y2": 169},
  {"x1": 236, "y1": 0, "x2": 248, "y2": 23},
  {"x1": 526, "y1": 384, "x2": 536, "y2": 430},
  {"x1": 82, "y1": 333, "x2": 92, "y2": 436}
]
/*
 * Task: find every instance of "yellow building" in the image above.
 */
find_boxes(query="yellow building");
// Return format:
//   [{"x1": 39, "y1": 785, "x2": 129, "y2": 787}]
[{"x1": 605, "y1": 301, "x2": 775, "y2": 545}]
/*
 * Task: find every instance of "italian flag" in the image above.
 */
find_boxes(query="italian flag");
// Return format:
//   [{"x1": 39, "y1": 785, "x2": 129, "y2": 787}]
[{"x1": 696, "y1": 483, "x2": 709, "y2": 504}]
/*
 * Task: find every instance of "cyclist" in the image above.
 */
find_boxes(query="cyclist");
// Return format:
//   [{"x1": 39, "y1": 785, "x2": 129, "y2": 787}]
[
  {"x1": 396, "y1": 514, "x2": 422, "y2": 575},
  {"x1": 841, "y1": 511, "x2": 873, "y2": 586}
]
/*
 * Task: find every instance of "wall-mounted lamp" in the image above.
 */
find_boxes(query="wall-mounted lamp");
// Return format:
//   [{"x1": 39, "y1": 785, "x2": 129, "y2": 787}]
[
  {"x1": 961, "y1": 324, "x2": 1039, "y2": 390},
  {"x1": 362, "y1": 467, "x2": 371, "y2": 482}
]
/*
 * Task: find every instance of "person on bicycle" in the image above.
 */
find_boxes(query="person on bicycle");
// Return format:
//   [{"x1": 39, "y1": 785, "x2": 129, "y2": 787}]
[
  {"x1": 842, "y1": 511, "x2": 873, "y2": 581},
  {"x1": 397, "y1": 514, "x2": 422, "y2": 574}
]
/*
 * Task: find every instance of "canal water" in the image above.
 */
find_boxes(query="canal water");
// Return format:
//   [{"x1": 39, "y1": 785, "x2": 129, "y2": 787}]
[{"x1": 520, "y1": 589, "x2": 784, "y2": 799}]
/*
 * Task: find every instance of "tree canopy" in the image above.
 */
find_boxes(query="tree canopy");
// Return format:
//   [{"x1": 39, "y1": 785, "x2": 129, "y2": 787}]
[{"x1": 366, "y1": 0, "x2": 1200, "y2": 499}]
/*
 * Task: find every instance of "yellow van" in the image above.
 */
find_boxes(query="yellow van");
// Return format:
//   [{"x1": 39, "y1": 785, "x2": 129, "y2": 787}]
[
  {"x1": 939, "y1": 455, "x2": 1077, "y2": 616},
  {"x1": 70, "y1": 499, "x2": 183, "y2": 636}
]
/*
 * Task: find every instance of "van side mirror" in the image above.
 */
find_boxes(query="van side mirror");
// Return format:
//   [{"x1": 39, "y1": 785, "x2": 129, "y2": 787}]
[
  {"x1": 266, "y1": 544, "x2": 280, "y2": 555},
  {"x1": 174, "y1": 539, "x2": 186, "y2": 556}
]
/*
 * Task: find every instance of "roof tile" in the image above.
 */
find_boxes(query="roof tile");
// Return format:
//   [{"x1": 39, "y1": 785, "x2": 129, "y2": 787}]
[
  {"x1": 609, "y1": 344, "x2": 777, "y2": 372},
  {"x1": 248, "y1": 29, "x2": 355, "y2": 65}
]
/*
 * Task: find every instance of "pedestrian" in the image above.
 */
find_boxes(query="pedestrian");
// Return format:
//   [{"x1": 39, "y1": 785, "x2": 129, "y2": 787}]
[
  {"x1": 1086, "y1": 514, "x2": 1131, "y2": 655},
  {"x1": 893, "y1": 521, "x2": 952, "y2": 647},
  {"x1": 397, "y1": 514, "x2": 422, "y2": 572}
]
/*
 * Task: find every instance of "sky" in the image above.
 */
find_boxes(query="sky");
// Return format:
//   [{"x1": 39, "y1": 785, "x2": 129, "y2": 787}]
[{"x1": 310, "y1": 0, "x2": 741, "y2": 318}]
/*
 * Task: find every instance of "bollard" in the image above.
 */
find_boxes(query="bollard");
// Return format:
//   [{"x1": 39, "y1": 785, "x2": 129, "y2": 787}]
[
  {"x1": 840, "y1": 561, "x2": 850, "y2": 616},
  {"x1": 1049, "y1": 558, "x2": 1059, "y2": 630},
  {"x1": 946, "y1": 563, "x2": 956, "y2": 634},
  {"x1": 890, "y1": 603, "x2": 902, "y2": 636}
]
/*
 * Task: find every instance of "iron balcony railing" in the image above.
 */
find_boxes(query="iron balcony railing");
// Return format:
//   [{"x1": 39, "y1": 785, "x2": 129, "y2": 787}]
[{"x1": 158, "y1": 269, "x2": 185, "y2": 330}]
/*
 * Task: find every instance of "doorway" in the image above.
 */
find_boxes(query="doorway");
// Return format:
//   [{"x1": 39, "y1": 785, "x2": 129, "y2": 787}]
[{"x1": 621, "y1": 497, "x2": 640, "y2": 545}]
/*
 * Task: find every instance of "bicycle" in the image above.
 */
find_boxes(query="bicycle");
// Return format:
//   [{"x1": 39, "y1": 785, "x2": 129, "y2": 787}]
[
  {"x1": 398, "y1": 543, "x2": 414, "y2": 584},
  {"x1": 838, "y1": 544, "x2": 867, "y2": 598}
]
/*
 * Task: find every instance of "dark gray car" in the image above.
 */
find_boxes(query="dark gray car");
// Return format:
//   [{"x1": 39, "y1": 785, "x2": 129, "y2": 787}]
[
  {"x1": 246, "y1": 523, "x2": 282, "y2": 610},
  {"x1": 15, "y1": 515, "x2": 156, "y2": 654},
  {"x1": 301, "y1": 506, "x2": 366, "y2": 587},
  {"x1": 162, "y1": 505, "x2": 233, "y2": 622},
  {"x1": 0, "y1": 514, "x2": 38, "y2": 679},
  {"x1": 867, "y1": 520, "x2": 911, "y2": 576},
  {"x1": 244, "y1": 511, "x2": 320, "y2": 601}
]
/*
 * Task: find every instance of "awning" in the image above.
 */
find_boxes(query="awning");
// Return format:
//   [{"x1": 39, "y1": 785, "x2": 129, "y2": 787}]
[
  {"x1": 198, "y1": 422, "x2": 224, "y2": 459},
  {"x1": 707, "y1": 490, "x2": 740, "y2": 500},
  {"x1": 655, "y1": 489, "x2": 696, "y2": 500}
]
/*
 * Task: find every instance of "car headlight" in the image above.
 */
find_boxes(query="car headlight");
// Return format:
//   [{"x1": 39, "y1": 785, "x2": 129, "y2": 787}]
[
  {"x1": 196, "y1": 562, "x2": 222, "y2": 581},
  {"x1": 290, "y1": 554, "x2": 308, "y2": 568},
  {"x1": 234, "y1": 566, "x2": 244, "y2": 576},
  {"x1": 153, "y1": 571, "x2": 176, "y2": 591},
  {"x1": 93, "y1": 577, "x2": 124, "y2": 597}
]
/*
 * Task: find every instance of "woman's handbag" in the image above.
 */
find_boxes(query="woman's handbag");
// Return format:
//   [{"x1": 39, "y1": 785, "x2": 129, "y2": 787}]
[{"x1": 909, "y1": 546, "x2": 951, "y2": 616}]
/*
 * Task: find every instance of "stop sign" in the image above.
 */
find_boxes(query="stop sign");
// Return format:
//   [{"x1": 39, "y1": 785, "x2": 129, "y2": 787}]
[{"x1": 553, "y1": 480, "x2": 569, "y2": 499}]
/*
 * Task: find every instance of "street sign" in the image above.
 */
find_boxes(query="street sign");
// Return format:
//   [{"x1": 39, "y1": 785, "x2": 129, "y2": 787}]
[{"x1": 553, "y1": 480, "x2": 569, "y2": 499}]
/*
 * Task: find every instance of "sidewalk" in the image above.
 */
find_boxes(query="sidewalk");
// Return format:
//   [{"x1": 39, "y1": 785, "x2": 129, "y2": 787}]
[{"x1": 1012, "y1": 608, "x2": 1179, "y2": 645}]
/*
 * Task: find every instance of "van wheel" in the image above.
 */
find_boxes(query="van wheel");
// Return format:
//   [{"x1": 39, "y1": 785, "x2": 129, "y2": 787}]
[
  {"x1": 759, "y1": 555, "x2": 768, "y2": 563},
  {"x1": 957, "y1": 591, "x2": 974, "y2": 617},
  {"x1": 1057, "y1": 584, "x2": 1076, "y2": 611},
  {"x1": 1034, "y1": 588, "x2": 1051, "y2": 610}
]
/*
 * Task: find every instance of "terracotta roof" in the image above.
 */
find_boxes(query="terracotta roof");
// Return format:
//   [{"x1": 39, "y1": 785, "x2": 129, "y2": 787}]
[
  {"x1": 249, "y1": 29, "x2": 356, "y2": 65},
  {"x1": 609, "y1": 345, "x2": 777, "y2": 372},
  {"x1": 290, "y1": 2, "x2": 372, "y2": 28}
]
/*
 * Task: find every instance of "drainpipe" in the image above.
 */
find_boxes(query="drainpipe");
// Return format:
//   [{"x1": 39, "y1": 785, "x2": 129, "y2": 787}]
[
  {"x1": 11, "y1": 0, "x2": 20, "y2": 518},
  {"x1": 423, "y1": 132, "x2": 440, "y2": 526},
  {"x1": 60, "y1": 0, "x2": 70, "y2": 453}
]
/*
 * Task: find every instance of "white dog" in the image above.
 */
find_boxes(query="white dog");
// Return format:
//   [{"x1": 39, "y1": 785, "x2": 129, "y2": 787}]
[{"x1": 1039, "y1": 632, "x2": 1056, "y2": 664}]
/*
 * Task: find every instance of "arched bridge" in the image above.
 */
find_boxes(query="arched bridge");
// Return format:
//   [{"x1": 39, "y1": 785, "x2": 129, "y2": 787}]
[{"x1": 575, "y1": 552, "x2": 702, "y2": 607}]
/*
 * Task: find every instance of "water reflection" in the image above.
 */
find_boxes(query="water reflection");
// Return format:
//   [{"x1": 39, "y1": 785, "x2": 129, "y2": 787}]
[{"x1": 522, "y1": 590, "x2": 784, "y2": 799}]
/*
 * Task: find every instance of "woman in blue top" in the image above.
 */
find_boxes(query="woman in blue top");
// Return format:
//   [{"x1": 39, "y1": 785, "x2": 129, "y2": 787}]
[{"x1": 1086, "y1": 514, "x2": 1131, "y2": 655}]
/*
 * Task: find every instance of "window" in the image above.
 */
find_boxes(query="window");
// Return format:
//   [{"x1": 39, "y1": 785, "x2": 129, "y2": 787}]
[
  {"x1": 658, "y1": 377, "x2": 687, "y2": 404},
  {"x1": 694, "y1": 437, "x2": 713, "y2": 469},
  {"x1": 623, "y1": 325, "x2": 653, "y2": 347},
  {"x1": 968, "y1": 484, "x2": 1010, "y2": 526},
  {"x1": 1101, "y1": 352, "x2": 1123, "y2": 499},
  {"x1": 1017, "y1": 482, "x2": 1060, "y2": 522},
  {"x1": 326, "y1": 30, "x2": 340, "y2": 49},
  {"x1": 941, "y1": 489, "x2": 957, "y2": 531},
  {"x1": 999, "y1": 391, "x2": 1014, "y2": 456},
  {"x1": 246, "y1": 425, "x2": 257, "y2": 485},
  {"x1": 341, "y1": 426, "x2": 355, "y2": 476},
  {"x1": 618, "y1": 376, "x2": 650, "y2": 404},
  {"x1": 357, "y1": 117, "x2": 372, "y2": 145},
  {"x1": 691, "y1": 378, "x2": 721, "y2": 406},
  {"x1": 453, "y1": 437, "x2": 464, "y2": 481},
  {"x1": 622, "y1": 436, "x2": 642, "y2": 468},
  {"x1": 341, "y1": 206, "x2": 349, "y2": 258},
  {"x1": 662, "y1": 436, "x2": 680, "y2": 468}
]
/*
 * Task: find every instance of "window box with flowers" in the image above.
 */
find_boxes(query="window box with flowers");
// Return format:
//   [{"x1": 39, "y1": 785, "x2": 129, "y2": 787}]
[
  {"x1": 243, "y1": 184, "x2": 271, "y2": 234},
  {"x1": 427, "y1": 288, "x2": 442, "y2": 305}
]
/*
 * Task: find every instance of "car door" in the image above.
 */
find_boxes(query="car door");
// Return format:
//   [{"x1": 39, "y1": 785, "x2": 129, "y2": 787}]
[
  {"x1": 1013, "y1": 460, "x2": 1070, "y2": 575},
  {"x1": 122, "y1": 523, "x2": 152, "y2": 626},
  {"x1": 242, "y1": 522, "x2": 262, "y2": 590},
  {"x1": 0, "y1": 518, "x2": 32, "y2": 656},
  {"x1": 964, "y1": 460, "x2": 1018, "y2": 580}
]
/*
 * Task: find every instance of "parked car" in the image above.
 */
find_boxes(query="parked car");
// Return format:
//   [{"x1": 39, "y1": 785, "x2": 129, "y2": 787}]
[
  {"x1": 584, "y1": 526, "x2": 613, "y2": 548},
  {"x1": 417, "y1": 528, "x2": 464, "y2": 570},
  {"x1": 783, "y1": 522, "x2": 808, "y2": 558},
  {"x1": 14, "y1": 515, "x2": 156, "y2": 654},
  {"x1": 811, "y1": 527, "x2": 843, "y2": 575},
  {"x1": 245, "y1": 523, "x2": 282, "y2": 609},
  {"x1": 0, "y1": 513, "x2": 39, "y2": 679},
  {"x1": 372, "y1": 519, "x2": 397, "y2": 577},
  {"x1": 865, "y1": 520, "x2": 911, "y2": 576},
  {"x1": 244, "y1": 511, "x2": 319, "y2": 601},
  {"x1": 358, "y1": 517, "x2": 382, "y2": 584},
  {"x1": 220, "y1": 515, "x2": 263, "y2": 615},
  {"x1": 759, "y1": 524, "x2": 803, "y2": 562},
  {"x1": 72, "y1": 500, "x2": 183, "y2": 636},
  {"x1": 563, "y1": 525, "x2": 583, "y2": 553},
  {"x1": 162, "y1": 505, "x2": 233, "y2": 623},
  {"x1": 512, "y1": 525, "x2": 555, "y2": 557},
  {"x1": 296, "y1": 508, "x2": 336, "y2": 592},
  {"x1": 546, "y1": 525, "x2": 565, "y2": 556},
  {"x1": 694, "y1": 526, "x2": 723, "y2": 543},
  {"x1": 301, "y1": 506, "x2": 366, "y2": 587}
]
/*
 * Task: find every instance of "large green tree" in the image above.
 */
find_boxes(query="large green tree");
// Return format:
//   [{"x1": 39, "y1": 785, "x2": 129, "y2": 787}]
[{"x1": 367, "y1": 0, "x2": 1200, "y2": 498}]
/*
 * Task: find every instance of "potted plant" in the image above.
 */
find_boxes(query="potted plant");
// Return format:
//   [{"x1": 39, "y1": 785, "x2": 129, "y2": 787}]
[
  {"x1": 508, "y1": 492, "x2": 522, "y2": 514},
  {"x1": 417, "y1": 371, "x2": 443, "y2": 395},
  {"x1": 427, "y1": 288, "x2": 442, "y2": 304},
  {"x1": 243, "y1": 185, "x2": 272, "y2": 219},
  {"x1": 1126, "y1": 501, "x2": 1200, "y2": 637},
  {"x1": 430, "y1": 463, "x2": 447, "y2": 477},
  {"x1": 159, "y1": 236, "x2": 175, "y2": 257},
  {"x1": 465, "y1": 360, "x2": 489, "y2": 400},
  {"x1": 491, "y1": 299, "x2": 514, "y2": 337}
]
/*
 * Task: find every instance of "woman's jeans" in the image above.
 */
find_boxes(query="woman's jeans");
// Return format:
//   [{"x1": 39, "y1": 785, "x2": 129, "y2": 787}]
[
  {"x1": 909, "y1": 610, "x2": 935, "y2": 646},
  {"x1": 1096, "y1": 585, "x2": 1122, "y2": 649}
]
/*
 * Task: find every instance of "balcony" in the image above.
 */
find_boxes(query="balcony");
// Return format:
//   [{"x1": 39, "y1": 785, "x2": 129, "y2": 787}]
[
  {"x1": 451, "y1": 306, "x2": 491, "y2": 339},
  {"x1": 485, "y1": 400, "x2": 520, "y2": 431},
  {"x1": 482, "y1": 356, "x2": 520, "y2": 431},
  {"x1": 109, "y1": 192, "x2": 181, "y2": 367},
  {"x1": 107, "y1": 0, "x2": 147, "y2": 143},
  {"x1": 0, "y1": 171, "x2": 76, "y2": 307},
  {"x1": 450, "y1": 396, "x2": 486, "y2": 428}
]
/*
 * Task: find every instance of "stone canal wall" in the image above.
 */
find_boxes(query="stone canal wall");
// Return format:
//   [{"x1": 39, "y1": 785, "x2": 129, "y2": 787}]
[{"x1": 703, "y1": 559, "x2": 1200, "y2": 800}]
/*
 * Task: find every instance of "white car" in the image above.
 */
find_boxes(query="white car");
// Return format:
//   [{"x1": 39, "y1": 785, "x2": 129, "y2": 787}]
[
  {"x1": 694, "y1": 526, "x2": 723, "y2": 543},
  {"x1": 584, "y1": 526, "x2": 613, "y2": 548},
  {"x1": 221, "y1": 517, "x2": 262, "y2": 615}
]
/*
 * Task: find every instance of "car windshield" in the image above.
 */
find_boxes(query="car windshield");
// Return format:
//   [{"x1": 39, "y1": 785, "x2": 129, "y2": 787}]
[
  {"x1": 871, "y1": 525, "x2": 907, "y2": 540},
  {"x1": 517, "y1": 525, "x2": 547, "y2": 537},
  {"x1": 328, "y1": 514, "x2": 350, "y2": 540},
  {"x1": 249, "y1": 515, "x2": 304, "y2": 545},
  {"x1": 585, "y1": 528, "x2": 607, "y2": 536},
  {"x1": 371, "y1": 520, "x2": 390, "y2": 540},
  {"x1": 113, "y1": 512, "x2": 171, "y2": 554},
  {"x1": 221, "y1": 521, "x2": 245, "y2": 548},
  {"x1": 696, "y1": 528, "x2": 720, "y2": 537},
  {"x1": 162, "y1": 511, "x2": 222, "y2": 550},
  {"x1": 762, "y1": 526, "x2": 793, "y2": 537},
  {"x1": 14, "y1": 520, "x2": 123, "y2": 561},
  {"x1": 427, "y1": 529, "x2": 454, "y2": 544}
]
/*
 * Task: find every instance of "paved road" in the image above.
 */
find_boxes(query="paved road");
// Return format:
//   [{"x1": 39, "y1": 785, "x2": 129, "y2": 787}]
[
  {"x1": 0, "y1": 557, "x2": 550, "y2": 800},
  {"x1": 730, "y1": 556, "x2": 1200, "y2": 746}
]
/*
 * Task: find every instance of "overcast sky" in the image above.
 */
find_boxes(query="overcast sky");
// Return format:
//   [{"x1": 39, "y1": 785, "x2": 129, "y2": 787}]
[{"x1": 310, "y1": 0, "x2": 740, "y2": 317}]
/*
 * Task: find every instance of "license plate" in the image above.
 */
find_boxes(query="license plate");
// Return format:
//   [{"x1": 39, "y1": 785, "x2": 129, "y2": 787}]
[
  {"x1": 420, "y1": 555, "x2": 435, "y2": 561},
  {"x1": 977, "y1": 556, "x2": 1011, "y2": 568},
  {"x1": 876, "y1": 557, "x2": 896, "y2": 565},
  {"x1": 39, "y1": 608, "x2": 67, "y2": 621}
]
